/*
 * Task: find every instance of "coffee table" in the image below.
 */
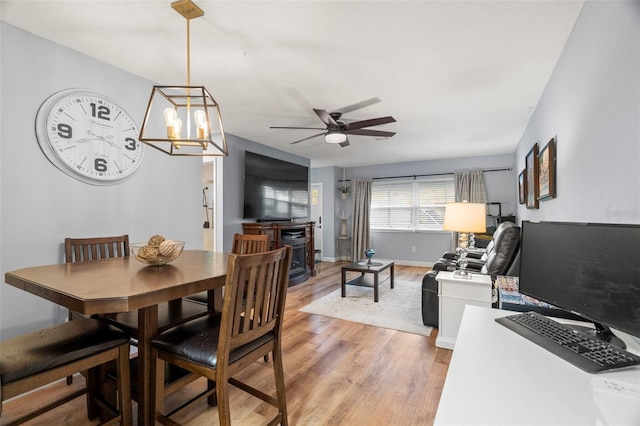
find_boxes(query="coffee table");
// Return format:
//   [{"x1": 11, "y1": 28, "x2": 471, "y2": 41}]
[{"x1": 341, "y1": 259, "x2": 394, "y2": 302}]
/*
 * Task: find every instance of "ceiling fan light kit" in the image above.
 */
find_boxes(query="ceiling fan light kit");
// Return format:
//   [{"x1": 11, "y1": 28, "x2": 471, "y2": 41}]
[
  {"x1": 139, "y1": 0, "x2": 228, "y2": 157},
  {"x1": 325, "y1": 131, "x2": 347, "y2": 144},
  {"x1": 270, "y1": 97, "x2": 397, "y2": 148}
]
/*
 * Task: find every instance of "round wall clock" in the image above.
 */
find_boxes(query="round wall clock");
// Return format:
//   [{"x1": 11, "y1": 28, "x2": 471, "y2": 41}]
[{"x1": 35, "y1": 89, "x2": 145, "y2": 185}]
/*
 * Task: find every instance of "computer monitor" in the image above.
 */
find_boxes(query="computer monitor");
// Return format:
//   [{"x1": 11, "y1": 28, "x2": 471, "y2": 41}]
[{"x1": 518, "y1": 220, "x2": 640, "y2": 348}]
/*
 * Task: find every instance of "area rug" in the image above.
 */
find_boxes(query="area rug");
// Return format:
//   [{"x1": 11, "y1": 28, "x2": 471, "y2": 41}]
[{"x1": 299, "y1": 280, "x2": 433, "y2": 336}]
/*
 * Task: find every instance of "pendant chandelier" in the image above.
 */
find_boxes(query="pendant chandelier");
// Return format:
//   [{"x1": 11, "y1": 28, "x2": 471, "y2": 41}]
[{"x1": 139, "y1": 0, "x2": 228, "y2": 157}]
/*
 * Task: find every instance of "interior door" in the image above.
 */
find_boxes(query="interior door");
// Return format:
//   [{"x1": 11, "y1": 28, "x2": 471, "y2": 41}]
[{"x1": 310, "y1": 183, "x2": 323, "y2": 253}]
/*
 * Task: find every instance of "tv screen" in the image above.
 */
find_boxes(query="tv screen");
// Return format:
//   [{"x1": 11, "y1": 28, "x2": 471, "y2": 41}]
[
  {"x1": 519, "y1": 220, "x2": 640, "y2": 342},
  {"x1": 243, "y1": 151, "x2": 309, "y2": 221}
]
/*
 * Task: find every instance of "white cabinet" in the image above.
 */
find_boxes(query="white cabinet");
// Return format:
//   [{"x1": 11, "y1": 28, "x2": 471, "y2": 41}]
[{"x1": 435, "y1": 271, "x2": 492, "y2": 350}]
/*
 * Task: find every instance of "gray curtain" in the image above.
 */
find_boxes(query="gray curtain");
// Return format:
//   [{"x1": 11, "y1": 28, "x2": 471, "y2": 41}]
[
  {"x1": 350, "y1": 178, "x2": 372, "y2": 262},
  {"x1": 453, "y1": 170, "x2": 488, "y2": 250},
  {"x1": 454, "y1": 170, "x2": 488, "y2": 203}
]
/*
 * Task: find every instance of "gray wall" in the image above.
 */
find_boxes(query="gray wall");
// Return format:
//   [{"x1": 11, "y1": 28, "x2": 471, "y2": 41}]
[
  {"x1": 1, "y1": 23, "x2": 203, "y2": 339},
  {"x1": 515, "y1": 0, "x2": 639, "y2": 225},
  {"x1": 311, "y1": 154, "x2": 516, "y2": 265}
]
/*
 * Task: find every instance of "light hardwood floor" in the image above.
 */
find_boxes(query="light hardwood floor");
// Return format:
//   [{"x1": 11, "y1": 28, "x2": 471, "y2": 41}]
[{"x1": 1, "y1": 262, "x2": 451, "y2": 425}]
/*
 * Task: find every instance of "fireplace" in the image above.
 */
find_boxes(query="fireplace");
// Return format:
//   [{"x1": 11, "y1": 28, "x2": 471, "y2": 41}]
[
  {"x1": 242, "y1": 222, "x2": 316, "y2": 286},
  {"x1": 283, "y1": 236, "x2": 307, "y2": 284}
]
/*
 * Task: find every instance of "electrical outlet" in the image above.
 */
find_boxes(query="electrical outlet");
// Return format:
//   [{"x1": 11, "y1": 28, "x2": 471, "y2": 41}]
[{"x1": 411, "y1": 246, "x2": 416, "y2": 252}]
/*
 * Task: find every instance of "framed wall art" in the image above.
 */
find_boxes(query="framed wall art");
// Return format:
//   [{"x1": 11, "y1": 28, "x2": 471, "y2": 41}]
[
  {"x1": 518, "y1": 169, "x2": 526, "y2": 204},
  {"x1": 525, "y1": 143, "x2": 539, "y2": 209},
  {"x1": 537, "y1": 138, "x2": 556, "y2": 201}
]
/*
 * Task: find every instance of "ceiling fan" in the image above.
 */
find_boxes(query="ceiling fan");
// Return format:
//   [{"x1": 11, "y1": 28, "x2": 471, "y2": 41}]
[{"x1": 270, "y1": 97, "x2": 396, "y2": 148}]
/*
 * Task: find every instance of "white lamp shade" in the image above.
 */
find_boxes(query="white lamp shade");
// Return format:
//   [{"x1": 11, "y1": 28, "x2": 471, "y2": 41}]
[
  {"x1": 443, "y1": 202, "x2": 486, "y2": 233},
  {"x1": 325, "y1": 132, "x2": 347, "y2": 143}
]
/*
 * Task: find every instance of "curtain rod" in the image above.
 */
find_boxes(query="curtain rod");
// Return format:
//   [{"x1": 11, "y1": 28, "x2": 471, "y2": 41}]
[{"x1": 338, "y1": 167, "x2": 513, "y2": 182}]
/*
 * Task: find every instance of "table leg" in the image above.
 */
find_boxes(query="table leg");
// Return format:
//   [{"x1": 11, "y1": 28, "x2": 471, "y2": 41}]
[
  {"x1": 209, "y1": 287, "x2": 223, "y2": 313},
  {"x1": 374, "y1": 272, "x2": 379, "y2": 302},
  {"x1": 390, "y1": 263, "x2": 395, "y2": 289},
  {"x1": 341, "y1": 269, "x2": 346, "y2": 297},
  {"x1": 138, "y1": 304, "x2": 158, "y2": 426}
]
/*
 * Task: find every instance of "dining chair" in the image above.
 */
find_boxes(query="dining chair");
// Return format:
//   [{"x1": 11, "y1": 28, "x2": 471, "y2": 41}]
[
  {"x1": 64, "y1": 235, "x2": 208, "y2": 391},
  {"x1": 184, "y1": 233, "x2": 270, "y2": 305},
  {"x1": 0, "y1": 317, "x2": 132, "y2": 425},
  {"x1": 151, "y1": 245, "x2": 292, "y2": 425},
  {"x1": 64, "y1": 235, "x2": 131, "y2": 384},
  {"x1": 231, "y1": 232, "x2": 271, "y2": 254},
  {"x1": 64, "y1": 236, "x2": 130, "y2": 320}
]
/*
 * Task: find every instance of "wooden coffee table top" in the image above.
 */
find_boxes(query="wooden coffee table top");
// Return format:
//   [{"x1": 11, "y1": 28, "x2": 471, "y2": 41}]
[{"x1": 341, "y1": 259, "x2": 394, "y2": 273}]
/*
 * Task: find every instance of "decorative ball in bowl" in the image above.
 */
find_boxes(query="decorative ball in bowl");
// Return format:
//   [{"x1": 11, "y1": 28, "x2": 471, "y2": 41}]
[{"x1": 131, "y1": 238, "x2": 184, "y2": 266}]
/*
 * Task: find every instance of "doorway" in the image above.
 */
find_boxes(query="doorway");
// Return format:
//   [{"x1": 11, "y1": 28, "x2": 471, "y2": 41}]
[
  {"x1": 202, "y1": 158, "x2": 224, "y2": 252},
  {"x1": 203, "y1": 161, "x2": 214, "y2": 251},
  {"x1": 310, "y1": 183, "x2": 323, "y2": 257}
]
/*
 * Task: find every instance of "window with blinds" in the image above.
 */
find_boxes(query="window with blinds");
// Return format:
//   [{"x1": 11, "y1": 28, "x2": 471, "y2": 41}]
[{"x1": 371, "y1": 177, "x2": 455, "y2": 231}]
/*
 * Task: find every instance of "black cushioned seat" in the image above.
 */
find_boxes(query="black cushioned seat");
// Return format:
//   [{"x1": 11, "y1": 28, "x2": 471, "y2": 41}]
[
  {"x1": 152, "y1": 313, "x2": 275, "y2": 368},
  {"x1": 1, "y1": 318, "x2": 129, "y2": 385},
  {"x1": 1, "y1": 317, "x2": 132, "y2": 425}
]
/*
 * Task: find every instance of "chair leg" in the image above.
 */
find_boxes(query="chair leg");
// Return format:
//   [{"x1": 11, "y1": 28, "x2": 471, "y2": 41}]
[
  {"x1": 85, "y1": 367, "x2": 100, "y2": 420},
  {"x1": 216, "y1": 375, "x2": 232, "y2": 426},
  {"x1": 116, "y1": 345, "x2": 133, "y2": 426},
  {"x1": 272, "y1": 347, "x2": 288, "y2": 426},
  {"x1": 153, "y1": 357, "x2": 167, "y2": 421},
  {"x1": 101, "y1": 360, "x2": 119, "y2": 416}
]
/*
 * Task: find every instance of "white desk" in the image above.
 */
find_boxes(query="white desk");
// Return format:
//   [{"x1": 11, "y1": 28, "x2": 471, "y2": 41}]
[
  {"x1": 436, "y1": 271, "x2": 493, "y2": 349},
  {"x1": 435, "y1": 306, "x2": 640, "y2": 425}
]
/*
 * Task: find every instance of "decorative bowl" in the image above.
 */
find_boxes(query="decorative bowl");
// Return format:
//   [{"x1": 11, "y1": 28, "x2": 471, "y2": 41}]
[{"x1": 130, "y1": 240, "x2": 185, "y2": 266}]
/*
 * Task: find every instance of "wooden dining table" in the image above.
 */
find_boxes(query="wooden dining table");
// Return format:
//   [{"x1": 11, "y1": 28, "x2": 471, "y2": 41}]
[{"x1": 4, "y1": 250, "x2": 228, "y2": 425}]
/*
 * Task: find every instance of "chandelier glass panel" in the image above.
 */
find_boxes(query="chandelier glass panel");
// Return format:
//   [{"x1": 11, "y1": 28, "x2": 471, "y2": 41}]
[{"x1": 139, "y1": 0, "x2": 228, "y2": 156}]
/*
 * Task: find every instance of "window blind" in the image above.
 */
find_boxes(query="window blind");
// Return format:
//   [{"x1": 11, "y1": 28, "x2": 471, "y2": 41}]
[{"x1": 371, "y1": 177, "x2": 455, "y2": 231}]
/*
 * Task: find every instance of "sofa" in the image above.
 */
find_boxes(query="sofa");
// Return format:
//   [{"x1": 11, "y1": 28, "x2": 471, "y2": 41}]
[{"x1": 421, "y1": 221, "x2": 521, "y2": 327}]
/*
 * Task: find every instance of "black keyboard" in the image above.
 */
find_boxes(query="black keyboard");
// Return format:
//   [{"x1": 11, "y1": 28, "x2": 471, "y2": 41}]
[{"x1": 496, "y1": 312, "x2": 640, "y2": 373}]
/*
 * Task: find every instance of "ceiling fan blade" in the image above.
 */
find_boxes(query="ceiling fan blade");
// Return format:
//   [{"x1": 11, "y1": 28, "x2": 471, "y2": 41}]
[
  {"x1": 346, "y1": 116, "x2": 396, "y2": 130},
  {"x1": 313, "y1": 109, "x2": 338, "y2": 127},
  {"x1": 290, "y1": 132, "x2": 326, "y2": 145},
  {"x1": 270, "y1": 126, "x2": 326, "y2": 130},
  {"x1": 347, "y1": 129, "x2": 396, "y2": 138},
  {"x1": 333, "y1": 97, "x2": 381, "y2": 114},
  {"x1": 339, "y1": 137, "x2": 350, "y2": 148}
]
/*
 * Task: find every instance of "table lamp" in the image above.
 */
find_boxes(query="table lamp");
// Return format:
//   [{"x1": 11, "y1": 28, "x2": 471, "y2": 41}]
[{"x1": 443, "y1": 202, "x2": 487, "y2": 278}]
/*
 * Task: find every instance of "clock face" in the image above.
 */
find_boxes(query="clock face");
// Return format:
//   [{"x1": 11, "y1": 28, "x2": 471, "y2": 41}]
[{"x1": 35, "y1": 89, "x2": 145, "y2": 185}]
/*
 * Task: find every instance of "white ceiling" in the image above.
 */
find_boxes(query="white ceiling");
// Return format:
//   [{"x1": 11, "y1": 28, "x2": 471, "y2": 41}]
[{"x1": 1, "y1": 0, "x2": 584, "y2": 168}]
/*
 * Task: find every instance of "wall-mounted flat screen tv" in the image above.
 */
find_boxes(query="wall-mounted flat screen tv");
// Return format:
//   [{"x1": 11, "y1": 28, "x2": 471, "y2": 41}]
[{"x1": 243, "y1": 151, "x2": 309, "y2": 221}]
